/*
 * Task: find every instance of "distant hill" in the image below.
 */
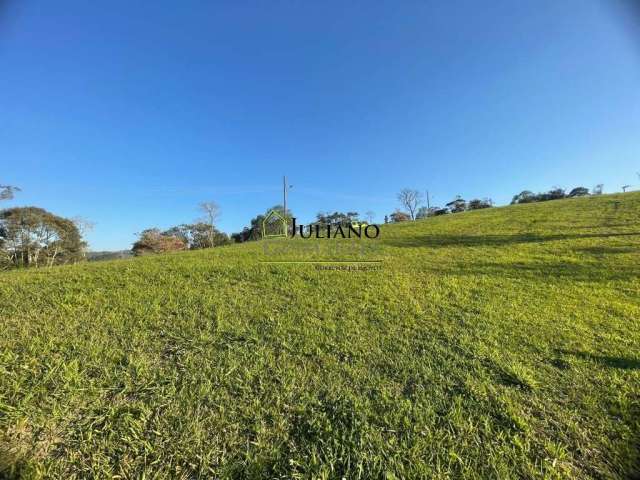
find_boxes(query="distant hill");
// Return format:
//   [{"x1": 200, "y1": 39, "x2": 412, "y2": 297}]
[{"x1": 86, "y1": 250, "x2": 133, "y2": 261}]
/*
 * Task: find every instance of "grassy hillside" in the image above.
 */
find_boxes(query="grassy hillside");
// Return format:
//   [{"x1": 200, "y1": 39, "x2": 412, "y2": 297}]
[{"x1": 1, "y1": 192, "x2": 639, "y2": 479}]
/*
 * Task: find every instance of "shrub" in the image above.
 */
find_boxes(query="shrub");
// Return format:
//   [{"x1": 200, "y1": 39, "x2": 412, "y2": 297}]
[
  {"x1": 468, "y1": 198, "x2": 493, "y2": 210},
  {"x1": 389, "y1": 210, "x2": 411, "y2": 222},
  {"x1": 132, "y1": 229, "x2": 187, "y2": 256}
]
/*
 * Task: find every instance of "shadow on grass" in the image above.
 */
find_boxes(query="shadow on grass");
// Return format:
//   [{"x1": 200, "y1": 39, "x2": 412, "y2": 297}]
[
  {"x1": 559, "y1": 350, "x2": 640, "y2": 370},
  {"x1": 572, "y1": 223, "x2": 638, "y2": 229},
  {"x1": 384, "y1": 232, "x2": 640, "y2": 249},
  {"x1": 573, "y1": 246, "x2": 636, "y2": 255},
  {"x1": 419, "y1": 259, "x2": 640, "y2": 282}
]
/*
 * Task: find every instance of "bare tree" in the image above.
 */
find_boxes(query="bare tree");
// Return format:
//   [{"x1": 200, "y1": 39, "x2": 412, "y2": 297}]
[
  {"x1": 397, "y1": 189, "x2": 423, "y2": 220},
  {"x1": 71, "y1": 216, "x2": 95, "y2": 236},
  {"x1": 365, "y1": 210, "x2": 375, "y2": 223},
  {"x1": 71, "y1": 217, "x2": 95, "y2": 259},
  {"x1": 199, "y1": 201, "x2": 221, "y2": 248},
  {"x1": 0, "y1": 185, "x2": 21, "y2": 201}
]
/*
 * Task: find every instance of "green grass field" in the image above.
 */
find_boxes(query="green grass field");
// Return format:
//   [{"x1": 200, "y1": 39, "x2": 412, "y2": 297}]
[{"x1": 1, "y1": 193, "x2": 639, "y2": 479}]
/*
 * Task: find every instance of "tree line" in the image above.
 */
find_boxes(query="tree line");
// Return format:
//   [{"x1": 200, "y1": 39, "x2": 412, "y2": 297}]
[
  {"x1": 386, "y1": 184, "x2": 604, "y2": 223},
  {"x1": 229, "y1": 207, "x2": 373, "y2": 243},
  {"x1": 510, "y1": 185, "x2": 600, "y2": 204},
  {"x1": 0, "y1": 179, "x2": 618, "y2": 267},
  {"x1": 132, "y1": 202, "x2": 230, "y2": 255},
  {"x1": 390, "y1": 188, "x2": 493, "y2": 223},
  {"x1": 0, "y1": 187, "x2": 233, "y2": 266}
]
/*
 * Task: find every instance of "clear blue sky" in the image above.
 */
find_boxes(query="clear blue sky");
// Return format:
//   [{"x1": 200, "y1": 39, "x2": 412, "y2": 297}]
[{"x1": 1, "y1": 0, "x2": 639, "y2": 250}]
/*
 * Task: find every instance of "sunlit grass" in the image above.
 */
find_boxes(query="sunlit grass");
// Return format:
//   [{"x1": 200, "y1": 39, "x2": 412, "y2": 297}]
[{"x1": 1, "y1": 192, "x2": 639, "y2": 478}]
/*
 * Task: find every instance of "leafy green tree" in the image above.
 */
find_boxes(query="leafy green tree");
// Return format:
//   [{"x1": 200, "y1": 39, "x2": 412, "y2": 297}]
[
  {"x1": 511, "y1": 191, "x2": 536, "y2": 204},
  {"x1": 231, "y1": 227, "x2": 253, "y2": 243},
  {"x1": 315, "y1": 211, "x2": 359, "y2": 226},
  {"x1": 161, "y1": 225, "x2": 190, "y2": 245},
  {"x1": 250, "y1": 213, "x2": 268, "y2": 239},
  {"x1": 185, "y1": 223, "x2": 229, "y2": 248},
  {"x1": 0, "y1": 207, "x2": 85, "y2": 268},
  {"x1": 446, "y1": 196, "x2": 467, "y2": 213},
  {"x1": 468, "y1": 198, "x2": 493, "y2": 210},
  {"x1": 538, "y1": 188, "x2": 566, "y2": 201},
  {"x1": 568, "y1": 187, "x2": 590, "y2": 197},
  {"x1": 233, "y1": 205, "x2": 293, "y2": 242}
]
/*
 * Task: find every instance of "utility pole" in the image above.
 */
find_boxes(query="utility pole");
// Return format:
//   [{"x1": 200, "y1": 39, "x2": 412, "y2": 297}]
[
  {"x1": 426, "y1": 190, "x2": 430, "y2": 210},
  {"x1": 283, "y1": 176, "x2": 287, "y2": 217},
  {"x1": 282, "y1": 176, "x2": 293, "y2": 235}
]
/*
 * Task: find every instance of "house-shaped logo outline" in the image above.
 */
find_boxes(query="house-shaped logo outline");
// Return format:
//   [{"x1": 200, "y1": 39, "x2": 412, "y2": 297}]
[{"x1": 262, "y1": 210, "x2": 288, "y2": 239}]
